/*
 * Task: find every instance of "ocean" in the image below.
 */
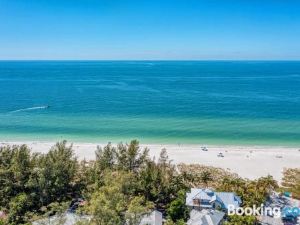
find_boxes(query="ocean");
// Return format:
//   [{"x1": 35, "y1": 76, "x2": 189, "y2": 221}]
[{"x1": 0, "y1": 61, "x2": 300, "y2": 146}]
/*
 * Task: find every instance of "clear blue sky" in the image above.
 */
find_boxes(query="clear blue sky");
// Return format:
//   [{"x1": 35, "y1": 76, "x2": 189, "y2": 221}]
[{"x1": 0, "y1": 0, "x2": 300, "y2": 60}]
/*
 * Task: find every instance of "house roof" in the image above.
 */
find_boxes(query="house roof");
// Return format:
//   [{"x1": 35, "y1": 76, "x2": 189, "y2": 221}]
[
  {"x1": 139, "y1": 210, "x2": 162, "y2": 225},
  {"x1": 215, "y1": 192, "x2": 242, "y2": 209},
  {"x1": 187, "y1": 209, "x2": 225, "y2": 225},
  {"x1": 32, "y1": 212, "x2": 91, "y2": 225},
  {"x1": 186, "y1": 188, "x2": 215, "y2": 206},
  {"x1": 186, "y1": 188, "x2": 242, "y2": 209}
]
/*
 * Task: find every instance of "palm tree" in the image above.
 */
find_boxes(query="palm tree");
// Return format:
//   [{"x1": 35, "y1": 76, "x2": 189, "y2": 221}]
[{"x1": 200, "y1": 171, "x2": 213, "y2": 188}]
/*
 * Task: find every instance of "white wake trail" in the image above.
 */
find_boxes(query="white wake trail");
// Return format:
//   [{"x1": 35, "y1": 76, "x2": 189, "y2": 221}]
[{"x1": 9, "y1": 106, "x2": 49, "y2": 113}]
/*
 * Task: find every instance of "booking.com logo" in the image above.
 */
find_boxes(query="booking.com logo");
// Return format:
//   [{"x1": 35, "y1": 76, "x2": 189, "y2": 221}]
[
  {"x1": 228, "y1": 204, "x2": 300, "y2": 219},
  {"x1": 282, "y1": 206, "x2": 300, "y2": 218}
]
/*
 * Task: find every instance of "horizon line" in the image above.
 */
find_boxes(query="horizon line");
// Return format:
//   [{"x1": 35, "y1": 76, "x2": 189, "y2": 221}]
[{"x1": 0, "y1": 59, "x2": 300, "y2": 62}]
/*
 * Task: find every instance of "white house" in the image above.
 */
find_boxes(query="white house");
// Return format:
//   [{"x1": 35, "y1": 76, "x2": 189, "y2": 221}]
[
  {"x1": 139, "y1": 210, "x2": 163, "y2": 225},
  {"x1": 186, "y1": 188, "x2": 242, "y2": 211},
  {"x1": 187, "y1": 209, "x2": 225, "y2": 225},
  {"x1": 32, "y1": 213, "x2": 91, "y2": 225}
]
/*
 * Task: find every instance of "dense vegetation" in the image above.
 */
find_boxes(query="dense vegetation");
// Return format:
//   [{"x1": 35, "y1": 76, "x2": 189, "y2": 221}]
[
  {"x1": 0, "y1": 140, "x2": 297, "y2": 225},
  {"x1": 281, "y1": 168, "x2": 300, "y2": 199}
]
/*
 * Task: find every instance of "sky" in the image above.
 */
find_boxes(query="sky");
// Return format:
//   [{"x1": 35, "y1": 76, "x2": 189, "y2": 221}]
[{"x1": 0, "y1": 0, "x2": 300, "y2": 60}]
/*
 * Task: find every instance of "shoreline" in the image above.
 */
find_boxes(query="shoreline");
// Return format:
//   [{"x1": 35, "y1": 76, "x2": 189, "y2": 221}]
[{"x1": 1, "y1": 140, "x2": 299, "y2": 182}]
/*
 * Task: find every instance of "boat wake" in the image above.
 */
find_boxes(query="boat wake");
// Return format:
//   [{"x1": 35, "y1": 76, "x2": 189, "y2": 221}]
[{"x1": 9, "y1": 106, "x2": 50, "y2": 113}]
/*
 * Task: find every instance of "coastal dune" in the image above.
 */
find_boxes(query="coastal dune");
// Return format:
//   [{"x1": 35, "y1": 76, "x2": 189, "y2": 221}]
[{"x1": 1, "y1": 141, "x2": 299, "y2": 182}]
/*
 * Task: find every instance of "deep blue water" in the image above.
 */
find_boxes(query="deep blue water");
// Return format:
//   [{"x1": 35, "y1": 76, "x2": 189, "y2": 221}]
[{"x1": 0, "y1": 61, "x2": 300, "y2": 145}]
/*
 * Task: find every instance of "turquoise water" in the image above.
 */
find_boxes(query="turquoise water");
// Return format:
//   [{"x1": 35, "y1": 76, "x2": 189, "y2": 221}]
[{"x1": 0, "y1": 61, "x2": 300, "y2": 146}]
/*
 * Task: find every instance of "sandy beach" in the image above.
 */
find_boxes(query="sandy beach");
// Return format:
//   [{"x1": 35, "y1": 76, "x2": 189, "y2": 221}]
[{"x1": 1, "y1": 141, "x2": 299, "y2": 182}]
